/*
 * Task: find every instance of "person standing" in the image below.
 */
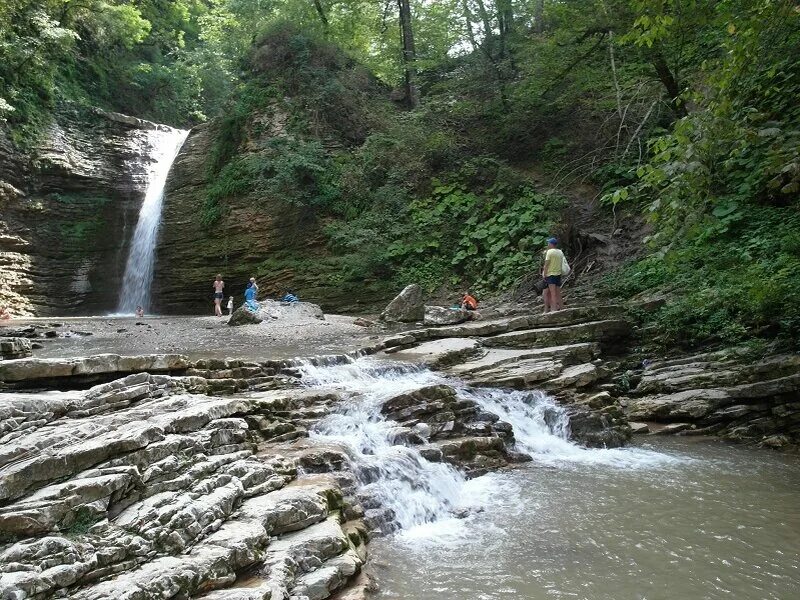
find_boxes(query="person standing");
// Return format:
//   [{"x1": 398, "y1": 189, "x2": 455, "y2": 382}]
[
  {"x1": 213, "y1": 274, "x2": 225, "y2": 317},
  {"x1": 541, "y1": 238, "x2": 565, "y2": 313}
]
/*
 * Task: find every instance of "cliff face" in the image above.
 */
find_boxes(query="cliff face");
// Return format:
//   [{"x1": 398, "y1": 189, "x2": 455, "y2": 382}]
[
  {"x1": 152, "y1": 119, "x2": 398, "y2": 315},
  {"x1": 0, "y1": 108, "x2": 168, "y2": 316},
  {"x1": 152, "y1": 122, "x2": 365, "y2": 315}
]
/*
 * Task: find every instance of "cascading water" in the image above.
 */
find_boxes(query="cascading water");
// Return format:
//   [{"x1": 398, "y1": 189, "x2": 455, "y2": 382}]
[
  {"x1": 300, "y1": 357, "x2": 681, "y2": 537},
  {"x1": 300, "y1": 359, "x2": 467, "y2": 531},
  {"x1": 116, "y1": 127, "x2": 189, "y2": 314}
]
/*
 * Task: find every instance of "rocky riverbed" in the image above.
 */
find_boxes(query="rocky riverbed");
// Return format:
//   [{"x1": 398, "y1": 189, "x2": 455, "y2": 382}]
[{"x1": 1, "y1": 302, "x2": 798, "y2": 599}]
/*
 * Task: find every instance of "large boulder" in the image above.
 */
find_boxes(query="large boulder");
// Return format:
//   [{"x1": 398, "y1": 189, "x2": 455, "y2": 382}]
[
  {"x1": 423, "y1": 305, "x2": 468, "y2": 326},
  {"x1": 228, "y1": 305, "x2": 263, "y2": 326},
  {"x1": 380, "y1": 285, "x2": 424, "y2": 323},
  {"x1": 229, "y1": 300, "x2": 325, "y2": 327}
]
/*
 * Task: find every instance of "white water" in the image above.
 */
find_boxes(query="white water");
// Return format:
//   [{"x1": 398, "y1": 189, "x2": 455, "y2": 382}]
[
  {"x1": 300, "y1": 357, "x2": 685, "y2": 540},
  {"x1": 117, "y1": 127, "x2": 189, "y2": 314}
]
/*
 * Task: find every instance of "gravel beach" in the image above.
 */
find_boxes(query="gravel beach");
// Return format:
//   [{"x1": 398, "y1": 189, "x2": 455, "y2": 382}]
[{"x1": 1, "y1": 313, "x2": 383, "y2": 361}]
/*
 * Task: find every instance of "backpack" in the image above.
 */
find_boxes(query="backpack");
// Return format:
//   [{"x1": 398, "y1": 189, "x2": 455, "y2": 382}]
[{"x1": 561, "y1": 253, "x2": 571, "y2": 277}]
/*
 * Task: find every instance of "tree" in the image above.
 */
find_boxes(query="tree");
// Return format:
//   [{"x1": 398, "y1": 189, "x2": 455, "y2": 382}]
[{"x1": 397, "y1": 0, "x2": 417, "y2": 107}]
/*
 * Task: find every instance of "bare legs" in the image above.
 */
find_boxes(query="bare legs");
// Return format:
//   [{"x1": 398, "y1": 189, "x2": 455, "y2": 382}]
[
  {"x1": 543, "y1": 284, "x2": 562, "y2": 313},
  {"x1": 214, "y1": 299, "x2": 222, "y2": 317}
]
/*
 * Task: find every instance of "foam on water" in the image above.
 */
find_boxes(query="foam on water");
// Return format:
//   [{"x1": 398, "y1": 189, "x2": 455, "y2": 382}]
[
  {"x1": 117, "y1": 127, "x2": 189, "y2": 314},
  {"x1": 299, "y1": 357, "x2": 684, "y2": 541},
  {"x1": 464, "y1": 387, "x2": 688, "y2": 469}
]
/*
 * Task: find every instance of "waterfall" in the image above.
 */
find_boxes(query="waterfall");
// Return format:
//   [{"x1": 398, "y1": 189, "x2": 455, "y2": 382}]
[
  {"x1": 300, "y1": 357, "x2": 683, "y2": 537},
  {"x1": 116, "y1": 127, "x2": 189, "y2": 314}
]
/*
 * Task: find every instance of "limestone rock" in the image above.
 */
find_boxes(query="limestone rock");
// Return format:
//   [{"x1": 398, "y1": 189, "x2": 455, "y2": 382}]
[
  {"x1": 228, "y1": 306, "x2": 263, "y2": 326},
  {"x1": 0, "y1": 107, "x2": 175, "y2": 316},
  {"x1": 380, "y1": 285, "x2": 424, "y2": 323},
  {"x1": 0, "y1": 353, "x2": 188, "y2": 385},
  {"x1": 483, "y1": 320, "x2": 631, "y2": 350},
  {"x1": 387, "y1": 338, "x2": 483, "y2": 368},
  {"x1": 423, "y1": 306, "x2": 469, "y2": 326},
  {"x1": 0, "y1": 337, "x2": 32, "y2": 359}
]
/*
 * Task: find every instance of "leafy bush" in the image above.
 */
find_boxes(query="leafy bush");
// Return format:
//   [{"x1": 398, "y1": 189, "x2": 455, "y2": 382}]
[{"x1": 604, "y1": 207, "x2": 800, "y2": 348}]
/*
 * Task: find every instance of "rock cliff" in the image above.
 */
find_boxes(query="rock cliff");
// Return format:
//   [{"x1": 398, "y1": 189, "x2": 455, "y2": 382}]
[
  {"x1": 151, "y1": 117, "x2": 390, "y2": 315},
  {"x1": 0, "y1": 108, "x2": 170, "y2": 316}
]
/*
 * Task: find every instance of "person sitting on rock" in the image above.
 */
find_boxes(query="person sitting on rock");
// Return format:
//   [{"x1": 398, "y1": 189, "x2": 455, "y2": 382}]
[
  {"x1": 281, "y1": 291, "x2": 299, "y2": 303},
  {"x1": 135, "y1": 306, "x2": 144, "y2": 318},
  {"x1": 0, "y1": 306, "x2": 10, "y2": 320},
  {"x1": 244, "y1": 282, "x2": 259, "y2": 312},
  {"x1": 461, "y1": 292, "x2": 478, "y2": 311}
]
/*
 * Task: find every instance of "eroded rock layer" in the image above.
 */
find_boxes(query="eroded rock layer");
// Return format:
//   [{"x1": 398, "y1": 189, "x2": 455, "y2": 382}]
[{"x1": 0, "y1": 108, "x2": 169, "y2": 316}]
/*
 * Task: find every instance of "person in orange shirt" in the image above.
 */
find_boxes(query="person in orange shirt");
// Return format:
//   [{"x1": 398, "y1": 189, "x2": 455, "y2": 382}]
[{"x1": 461, "y1": 291, "x2": 478, "y2": 311}]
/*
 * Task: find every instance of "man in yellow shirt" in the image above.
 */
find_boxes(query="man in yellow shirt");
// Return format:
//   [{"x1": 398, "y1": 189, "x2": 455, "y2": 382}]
[{"x1": 541, "y1": 237, "x2": 565, "y2": 313}]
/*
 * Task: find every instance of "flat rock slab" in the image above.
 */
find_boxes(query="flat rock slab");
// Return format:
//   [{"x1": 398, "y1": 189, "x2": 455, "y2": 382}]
[
  {"x1": 386, "y1": 338, "x2": 482, "y2": 367},
  {"x1": 483, "y1": 320, "x2": 631, "y2": 350},
  {"x1": 0, "y1": 353, "x2": 189, "y2": 384},
  {"x1": 466, "y1": 358, "x2": 563, "y2": 388},
  {"x1": 627, "y1": 373, "x2": 800, "y2": 422},
  {"x1": 541, "y1": 363, "x2": 606, "y2": 390},
  {"x1": 526, "y1": 305, "x2": 627, "y2": 328},
  {"x1": 448, "y1": 343, "x2": 599, "y2": 376},
  {"x1": 635, "y1": 353, "x2": 800, "y2": 395}
]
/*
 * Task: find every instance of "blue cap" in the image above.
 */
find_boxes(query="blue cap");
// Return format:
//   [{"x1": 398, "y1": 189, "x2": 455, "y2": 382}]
[{"x1": 547, "y1": 237, "x2": 558, "y2": 245}]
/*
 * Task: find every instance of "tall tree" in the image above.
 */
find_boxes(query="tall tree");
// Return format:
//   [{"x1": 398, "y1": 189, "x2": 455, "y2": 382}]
[{"x1": 397, "y1": 0, "x2": 417, "y2": 107}]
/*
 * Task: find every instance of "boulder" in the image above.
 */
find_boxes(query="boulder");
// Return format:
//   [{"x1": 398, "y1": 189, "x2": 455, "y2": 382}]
[
  {"x1": 380, "y1": 285, "x2": 424, "y2": 323},
  {"x1": 0, "y1": 337, "x2": 32, "y2": 359},
  {"x1": 229, "y1": 300, "x2": 325, "y2": 327},
  {"x1": 228, "y1": 306, "x2": 264, "y2": 326},
  {"x1": 423, "y1": 306, "x2": 469, "y2": 326}
]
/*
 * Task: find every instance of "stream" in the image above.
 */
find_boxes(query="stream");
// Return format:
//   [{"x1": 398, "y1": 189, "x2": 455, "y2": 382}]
[{"x1": 299, "y1": 358, "x2": 800, "y2": 600}]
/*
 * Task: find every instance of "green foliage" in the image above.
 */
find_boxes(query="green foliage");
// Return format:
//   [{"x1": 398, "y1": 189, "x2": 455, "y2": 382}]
[
  {"x1": 327, "y1": 157, "x2": 561, "y2": 294},
  {"x1": 204, "y1": 137, "x2": 340, "y2": 225}
]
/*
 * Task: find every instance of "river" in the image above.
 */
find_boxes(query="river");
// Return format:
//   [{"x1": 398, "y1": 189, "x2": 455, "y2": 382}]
[{"x1": 298, "y1": 358, "x2": 800, "y2": 600}]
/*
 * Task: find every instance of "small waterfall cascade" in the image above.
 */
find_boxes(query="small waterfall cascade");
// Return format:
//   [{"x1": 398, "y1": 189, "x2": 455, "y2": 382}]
[
  {"x1": 117, "y1": 127, "x2": 189, "y2": 314},
  {"x1": 300, "y1": 357, "x2": 682, "y2": 536},
  {"x1": 300, "y1": 359, "x2": 465, "y2": 530}
]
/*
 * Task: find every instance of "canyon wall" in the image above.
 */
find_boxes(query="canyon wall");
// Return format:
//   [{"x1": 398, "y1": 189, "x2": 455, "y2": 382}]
[
  {"x1": 151, "y1": 124, "x2": 389, "y2": 316},
  {"x1": 0, "y1": 108, "x2": 165, "y2": 316}
]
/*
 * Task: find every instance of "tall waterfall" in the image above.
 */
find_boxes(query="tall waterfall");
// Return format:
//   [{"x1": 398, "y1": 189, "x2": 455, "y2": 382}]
[
  {"x1": 117, "y1": 127, "x2": 189, "y2": 314},
  {"x1": 299, "y1": 357, "x2": 678, "y2": 537}
]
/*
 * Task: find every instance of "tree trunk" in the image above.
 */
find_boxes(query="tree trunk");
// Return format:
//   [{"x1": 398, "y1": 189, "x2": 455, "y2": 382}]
[
  {"x1": 497, "y1": 0, "x2": 513, "y2": 37},
  {"x1": 397, "y1": 0, "x2": 417, "y2": 108},
  {"x1": 533, "y1": 0, "x2": 544, "y2": 34},
  {"x1": 313, "y1": 0, "x2": 330, "y2": 34},
  {"x1": 462, "y1": 0, "x2": 479, "y2": 52},
  {"x1": 650, "y1": 50, "x2": 687, "y2": 117}
]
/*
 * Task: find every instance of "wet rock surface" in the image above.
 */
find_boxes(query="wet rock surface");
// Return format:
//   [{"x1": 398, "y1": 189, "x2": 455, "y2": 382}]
[{"x1": 2, "y1": 301, "x2": 797, "y2": 599}]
